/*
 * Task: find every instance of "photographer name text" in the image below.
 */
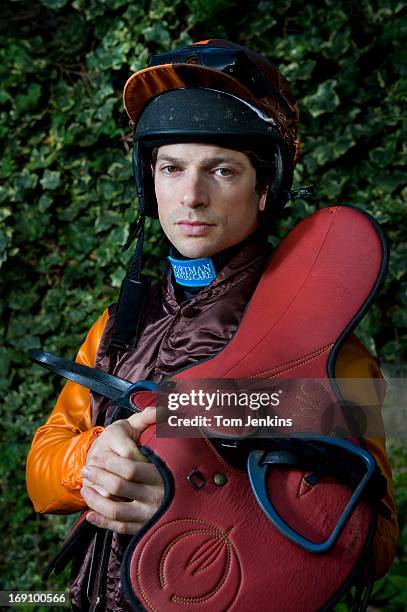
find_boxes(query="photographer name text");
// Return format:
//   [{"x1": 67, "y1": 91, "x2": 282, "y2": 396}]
[{"x1": 167, "y1": 414, "x2": 293, "y2": 427}]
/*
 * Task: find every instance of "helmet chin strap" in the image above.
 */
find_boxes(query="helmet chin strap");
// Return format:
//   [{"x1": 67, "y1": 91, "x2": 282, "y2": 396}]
[
  {"x1": 108, "y1": 210, "x2": 150, "y2": 354},
  {"x1": 107, "y1": 140, "x2": 154, "y2": 354}
]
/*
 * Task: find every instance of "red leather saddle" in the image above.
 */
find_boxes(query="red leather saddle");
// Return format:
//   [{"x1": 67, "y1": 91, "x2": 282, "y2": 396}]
[{"x1": 121, "y1": 206, "x2": 387, "y2": 611}]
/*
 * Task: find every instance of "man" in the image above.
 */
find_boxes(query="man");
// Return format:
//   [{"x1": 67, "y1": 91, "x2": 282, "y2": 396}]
[{"x1": 27, "y1": 40, "x2": 398, "y2": 610}]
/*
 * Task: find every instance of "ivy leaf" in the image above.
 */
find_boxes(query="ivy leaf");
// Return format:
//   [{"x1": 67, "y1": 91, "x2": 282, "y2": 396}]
[
  {"x1": 0, "y1": 207, "x2": 12, "y2": 222},
  {"x1": 39, "y1": 0, "x2": 69, "y2": 9},
  {"x1": 142, "y1": 23, "x2": 171, "y2": 46},
  {"x1": 303, "y1": 80, "x2": 340, "y2": 117},
  {"x1": 40, "y1": 170, "x2": 61, "y2": 190},
  {"x1": 14, "y1": 83, "x2": 42, "y2": 114},
  {"x1": 368, "y1": 141, "x2": 397, "y2": 168},
  {"x1": 14, "y1": 170, "x2": 39, "y2": 192},
  {"x1": 0, "y1": 227, "x2": 13, "y2": 266}
]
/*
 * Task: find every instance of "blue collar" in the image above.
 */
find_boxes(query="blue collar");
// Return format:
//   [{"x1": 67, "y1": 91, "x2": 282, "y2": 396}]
[{"x1": 168, "y1": 256, "x2": 217, "y2": 287}]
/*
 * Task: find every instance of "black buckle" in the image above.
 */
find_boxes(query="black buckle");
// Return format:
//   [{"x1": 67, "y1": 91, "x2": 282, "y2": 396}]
[
  {"x1": 121, "y1": 215, "x2": 145, "y2": 252},
  {"x1": 288, "y1": 186, "x2": 314, "y2": 201},
  {"x1": 186, "y1": 469, "x2": 206, "y2": 490}
]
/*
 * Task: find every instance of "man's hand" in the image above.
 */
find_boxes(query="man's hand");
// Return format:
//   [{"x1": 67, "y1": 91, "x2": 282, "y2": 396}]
[{"x1": 80, "y1": 407, "x2": 164, "y2": 535}]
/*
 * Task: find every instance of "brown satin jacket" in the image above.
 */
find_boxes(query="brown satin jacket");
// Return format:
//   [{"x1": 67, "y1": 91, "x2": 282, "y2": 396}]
[{"x1": 26, "y1": 240, "x2": 398, "y2": 610}]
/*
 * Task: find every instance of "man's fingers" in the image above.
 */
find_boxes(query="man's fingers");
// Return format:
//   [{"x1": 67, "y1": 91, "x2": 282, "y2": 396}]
[
  {"x1": 81, "y1": 408, "x2": 164, "y2": 535},
  {"x1": 88, "y1": 444, "x2": 146, "y2": 466},
  {"x1": 82, "y1": 466, "x2": 163, "y2": 502},
  {"x1": 87, "y1": 409, "x2": 156, "y2": 464},
  {"x1": 84, "y1": 451, "x2": 162, "y2": 485},
  {"x1": 81, "y1": 485, "x2": 153, "y2": 523},
  {"x1": 106, "y1": 422, "x2": 141, "y2": 459},
  {"x1": 82, "y1": 478, "x2": 111, "y2": 499},
  {"x1": 86, "y1": 511, "x2": 143, "y2": 535}
]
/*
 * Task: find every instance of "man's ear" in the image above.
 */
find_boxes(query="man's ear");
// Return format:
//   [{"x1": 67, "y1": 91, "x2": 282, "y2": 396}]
[{"x1": 258, "y1": 186, "x2": 268, "y2": 212}]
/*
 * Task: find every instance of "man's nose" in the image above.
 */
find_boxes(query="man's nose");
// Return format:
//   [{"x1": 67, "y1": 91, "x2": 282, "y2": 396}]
[{"x1": 180, "y1": 172, "x2": 209, "y2": 208}]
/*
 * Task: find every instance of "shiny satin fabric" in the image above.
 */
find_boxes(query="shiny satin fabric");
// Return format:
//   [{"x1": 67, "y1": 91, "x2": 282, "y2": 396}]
[{"x1": 26, "y1": 309, "x2": 109, "y2": 513}]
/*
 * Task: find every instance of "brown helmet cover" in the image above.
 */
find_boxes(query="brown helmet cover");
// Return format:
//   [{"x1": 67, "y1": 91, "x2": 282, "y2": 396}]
[{"x1": 123, "y1": 39, "x2": 301, "y2": 165}]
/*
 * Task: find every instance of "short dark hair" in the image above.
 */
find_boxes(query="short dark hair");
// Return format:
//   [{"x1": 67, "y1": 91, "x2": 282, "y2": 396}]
[
  {"x1": 242, "y1": 150, "x2": 274, "y2": 194},
  {"x1": 149, "y1": 146, "x2": 274, "y2": 194}
]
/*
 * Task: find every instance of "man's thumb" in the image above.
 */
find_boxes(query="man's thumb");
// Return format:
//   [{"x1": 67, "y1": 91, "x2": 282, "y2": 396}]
[
  {"x1": 126, "y1": 407, "x2": 157, "y2": 462},
  {"x1": 127, "y1": 406, "x2": 157, "y2": 436}
]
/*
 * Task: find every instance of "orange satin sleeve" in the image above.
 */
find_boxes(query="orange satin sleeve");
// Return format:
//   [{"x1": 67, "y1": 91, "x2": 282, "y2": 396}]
[
  {"x1": 26, "y1": 309, "x2": 110, "y2": 514},
  {"x1": 335, "y1": 334, "x2": 399, "y2": 579}
]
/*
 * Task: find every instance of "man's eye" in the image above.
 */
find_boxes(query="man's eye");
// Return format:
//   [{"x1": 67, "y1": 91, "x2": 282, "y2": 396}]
[
  {"x1": 161, "y1": 165, "x2": 179, "y2": 173},
  {"x1": 215, "y1": 168, "x2": 235, "y2": 177}
]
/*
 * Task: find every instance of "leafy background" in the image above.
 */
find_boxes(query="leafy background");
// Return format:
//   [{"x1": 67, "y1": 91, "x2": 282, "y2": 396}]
[{"x1": 0, "y1": 0, "x2": 405, "y2": 609}]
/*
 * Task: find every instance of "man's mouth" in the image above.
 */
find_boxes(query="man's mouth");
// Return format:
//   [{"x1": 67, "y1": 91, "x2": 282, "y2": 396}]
[{"x1": 176, "y1": 220, "x2": 215, "y2": 236}]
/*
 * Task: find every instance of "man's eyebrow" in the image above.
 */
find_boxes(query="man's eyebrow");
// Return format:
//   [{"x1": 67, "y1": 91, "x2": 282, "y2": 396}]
[
  {"x1": 156, "y1": 154, "x2": 245, "y2": 168},
  {"x1": 155, "y1": 155, "x2": 184, "y2": 165},
  {"x1": 201, "y1": 157, "x2": 245, "y2": 168}
]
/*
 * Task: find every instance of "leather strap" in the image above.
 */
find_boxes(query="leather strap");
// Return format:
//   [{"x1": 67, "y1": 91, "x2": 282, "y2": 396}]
[{"x1": 29, "y1": 349, "x2": 132, "y2": 401}]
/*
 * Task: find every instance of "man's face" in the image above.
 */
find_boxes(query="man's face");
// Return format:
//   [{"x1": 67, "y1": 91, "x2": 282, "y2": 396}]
[{"x1": 153, "y1": 143, "x2": 267, "y2": 258}]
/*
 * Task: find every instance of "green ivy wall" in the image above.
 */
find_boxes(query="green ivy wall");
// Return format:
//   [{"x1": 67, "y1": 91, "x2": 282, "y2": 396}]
[{"x1": 0, "y1": 0, "x2": 405, "y2": 608}]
